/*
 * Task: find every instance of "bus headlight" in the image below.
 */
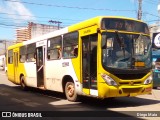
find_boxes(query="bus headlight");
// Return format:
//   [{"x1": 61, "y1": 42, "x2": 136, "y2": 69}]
[
  {"x1": 101, "y1": 74, "x2": 118, "y2": 86},
  {"x1": 152, "y1": 61, "x2": 155, "y2": 66},
  {"x1": 144, "y1": 75, "x2": 152, "y2": 85}
]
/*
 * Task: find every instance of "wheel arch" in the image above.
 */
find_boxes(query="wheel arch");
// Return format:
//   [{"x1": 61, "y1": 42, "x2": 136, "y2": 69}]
[
  {"x1": 19, "y1": 73, "x2": 25, "y2": 84},
  {"x1": 20, "y1": 73, "x2": 24, "y2": 80}
]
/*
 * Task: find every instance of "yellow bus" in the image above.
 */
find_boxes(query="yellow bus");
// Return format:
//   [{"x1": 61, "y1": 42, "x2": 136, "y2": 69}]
[{"x1": 7, "y1": 16, "x2": 152, "y2": 101}]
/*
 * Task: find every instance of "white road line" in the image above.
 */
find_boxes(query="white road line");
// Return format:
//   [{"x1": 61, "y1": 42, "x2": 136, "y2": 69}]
[{"x1": 49, "y1": 99, "x2": 80, "y2": 106}]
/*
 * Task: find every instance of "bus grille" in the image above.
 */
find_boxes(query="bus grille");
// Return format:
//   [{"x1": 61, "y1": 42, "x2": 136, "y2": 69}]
[
  {"x1": 115, "y1": 73, "x2": 146, "y2": 80},
  {"x1": 122, "y1": 88, "x2": 141, "y2": 93},
  {"x1": 119, "y1": 81, "x2": 142, "y2": 85}
]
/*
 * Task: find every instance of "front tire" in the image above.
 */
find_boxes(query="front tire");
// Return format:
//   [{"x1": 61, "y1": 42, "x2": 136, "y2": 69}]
[{"x1": 65, "y1": 81, "x2": 78, "y2": 102}]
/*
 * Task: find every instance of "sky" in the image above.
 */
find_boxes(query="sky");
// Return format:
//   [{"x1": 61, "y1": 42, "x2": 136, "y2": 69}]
[{"x1": 0, "y1": 0, "x2": 159, "y2": 40}]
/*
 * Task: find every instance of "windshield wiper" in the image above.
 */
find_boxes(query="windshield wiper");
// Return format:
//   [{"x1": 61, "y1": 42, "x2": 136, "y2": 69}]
[
  {"x1": 115, "y1": 31, "x2": 125, "y2": 58},
  {"x1": 130, "y1": 34, "x2": 143, "y2": 69}
]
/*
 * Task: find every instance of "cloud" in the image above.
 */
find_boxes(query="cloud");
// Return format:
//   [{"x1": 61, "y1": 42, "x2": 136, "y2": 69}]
[{"x1": 1, "y1": 0, "x2": 35, "y2": 23}]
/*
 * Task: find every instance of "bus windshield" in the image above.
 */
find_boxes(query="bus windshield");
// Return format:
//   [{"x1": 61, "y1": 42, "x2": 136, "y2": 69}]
[{"x1": 102, "y1": 32, "x2": 152, "y2": 70}]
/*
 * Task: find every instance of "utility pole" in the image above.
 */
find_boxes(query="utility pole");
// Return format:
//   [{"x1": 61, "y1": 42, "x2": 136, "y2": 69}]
[
  {"x1": 0, "y1": 40, "x2": 13, "y2": 55},
  {"x1": 0, "y1": 40, "x2": 7, "y2": 55},
  {"x1": 48, "y1": 20, "x2": 62, "y2": 30},
  {"x1": 138, "y1": 0, "x2": 142, "y2": 20}
]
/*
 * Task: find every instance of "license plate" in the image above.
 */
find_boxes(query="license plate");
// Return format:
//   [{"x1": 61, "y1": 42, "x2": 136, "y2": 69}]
[
  {"x1": 135, "y1": 62, "x2": 145, "y2": 67},
  {"x1": 129, "y1": 93, "x2": 137, "y2": 96},
  {"x1": 145, "y1": 87, "x2": 152, "y2": 92}
]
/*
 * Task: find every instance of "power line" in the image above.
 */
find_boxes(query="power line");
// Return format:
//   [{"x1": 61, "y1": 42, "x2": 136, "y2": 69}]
[
  {"x1": 0, "y1": 23, "x2": 25, "y2": 27},
  {"x1": 0, "y1": 22, "x2": 68, "y2": 30},
  {"x1": 0, "y1": 15, "x2": 78, "y2": 29},
  {"x1": 2, "y1": 0, "x2": 160, "y2": 21},
  {"x1": 149, "y1": 24, "x2": 160, "y2": 28},
  {"x1": 48, "y1": 20, "x2": 62, "y2": 29},
  {"x1": 0, "y1": 16, "x2": 71, "y2": 25},
  {"x1": 150, "y1": 0, "x2": 158, "y2": 2},
  {"x1": 0, "y1": 25, "x2": 16, "y2": 29},
  {"x1": 2, "y1": 0, "x2": 160, "y2": 28},
  {"x1": 4, "y1": 0, "x2": 135, "y2": 12},
  {"x1": 144, "y1": 0, "x2": 158, "y2": 5},
  {"x1": 0, "y1": 12, "x2": 82, "y2": 27},
  {"x1": 145, "y1": 12, "x2": 160, "y2": 18},
  {"x1": 146, "y1": 19, "x2": 160, "y2": 22},
  {"x1": 0, "y1": 12, "x2": 82, "y2": 22}
]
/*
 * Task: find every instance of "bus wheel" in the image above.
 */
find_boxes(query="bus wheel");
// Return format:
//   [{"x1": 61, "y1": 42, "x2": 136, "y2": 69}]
[
  {"x1": 65, "y1": 81, "x2": 78, "y2": 102},
  {"x1": 20, "y1": 76, "x2": 27, "y2": 91}
]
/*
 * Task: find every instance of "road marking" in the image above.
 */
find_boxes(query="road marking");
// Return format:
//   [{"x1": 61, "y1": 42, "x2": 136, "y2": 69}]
[
  {"x1": 49, "y1": 99, "x2": 80, "y2": 106},
  {"x1": 0, "y1": 91, "x2": 9, "y2": 96}
]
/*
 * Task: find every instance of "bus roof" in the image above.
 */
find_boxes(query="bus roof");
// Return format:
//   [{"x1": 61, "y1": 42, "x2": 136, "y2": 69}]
[
  {"x1": 7, "y1": 16, "x2": 145, "y2": 50},
  {"x1": 8, "y1": 42, "x2": 23, "y2": 50},
  {"x1": 68, "y1": 16, "x2": 144, "y2": 32}
]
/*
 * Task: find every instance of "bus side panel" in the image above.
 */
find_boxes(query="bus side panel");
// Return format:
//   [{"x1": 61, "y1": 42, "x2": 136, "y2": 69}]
[
  {"x1": 8, "y1": 48, "x2": 20, "y2": 85},
  {"x1": 44, "y1": 59, "x2": 80, "y2": 93},
  {"x1": 24, "y1": 62, "x2": 37, "y2": 87},
  {"x1": 71, "y1": 56, "x2": 82, "y2": 94},
  {"x1": 7, "y1": 43, "x2": 23, "y2": 85},
  {"x1": 7, "y1": 63, "x2": 15, "y2": 83}
]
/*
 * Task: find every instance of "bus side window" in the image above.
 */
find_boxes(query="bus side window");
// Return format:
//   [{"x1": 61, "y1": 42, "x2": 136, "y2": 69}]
[
  {"x1": 47, "y1": 50, "x2": 50, "y2": 59},
  {"x1": 20, "y1": 55, "x2": 26, "y2": 63},
  {"x1": 26, "y1": 43, "x2": 36, "y2": 62},
  {"x1": 63, "y1": 31, "x2": 78, "y2": 58},
  {"x1": 47, "y1": 36, "x2": 62, "y2": 60},
  {"x1": 74, "y1": 47, "x2": 78, "y2": 57},
  {"x1": 20, "y1": 46, "x2": 27, "y2": 63},
  {"x1": 57, "y1": 46, "x2": 62, "y2": 59},
  {"x1": 8, "y1": 50, "x2": 13, "y2": 64}
]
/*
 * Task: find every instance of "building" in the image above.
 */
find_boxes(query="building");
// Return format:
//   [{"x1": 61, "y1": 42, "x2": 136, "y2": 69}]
[
  {"x1": 0, "y1": 40, "x2": 14, "y2": 55},
  {"x1": 16, "y1": 22, "x2": 60, "y2": 43},
  {"x1": 16, "y1": 27, "x2": 30, "y2": 43},
  {"x1": 149, "y1": 2, "x2": 160, "y2": 39},
  {"x1": 29, "y1": 22, "x2": 61, "y2": 39}
]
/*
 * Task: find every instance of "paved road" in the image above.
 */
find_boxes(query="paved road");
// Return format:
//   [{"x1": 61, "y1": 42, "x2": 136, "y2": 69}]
[{"x1": 0, "y1": 70, "x2": 160, "y2": 120}]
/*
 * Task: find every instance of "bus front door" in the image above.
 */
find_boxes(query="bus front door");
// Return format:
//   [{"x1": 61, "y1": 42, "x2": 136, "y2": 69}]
[
  {"x1": 36, "y1": 47, "x2": 44, "y2": 87},
  {"x1": 82, "y1": 34, "x2": 98, "y2": 95}
]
